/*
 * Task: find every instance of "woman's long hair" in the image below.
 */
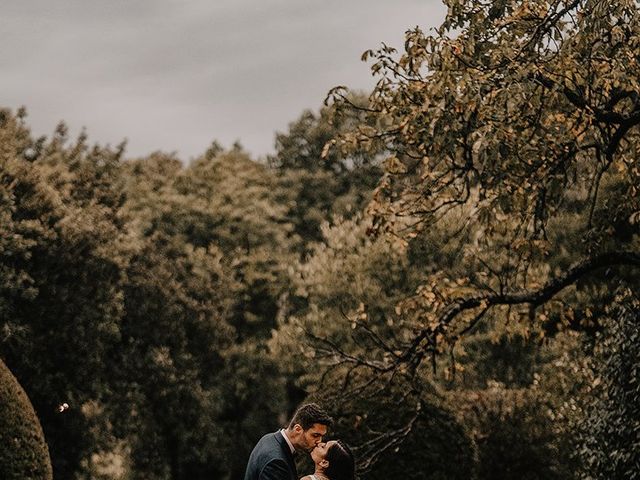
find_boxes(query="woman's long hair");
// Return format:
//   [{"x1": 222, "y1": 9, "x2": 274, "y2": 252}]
[{"x1": 324, "y1": 440, "x2": 355, "y2": 480}]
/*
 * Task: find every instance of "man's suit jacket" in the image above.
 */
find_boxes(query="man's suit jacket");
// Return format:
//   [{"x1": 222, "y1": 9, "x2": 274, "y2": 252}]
[{"x1": 244, "y1": 431, "x2": 297, "y2": 480}]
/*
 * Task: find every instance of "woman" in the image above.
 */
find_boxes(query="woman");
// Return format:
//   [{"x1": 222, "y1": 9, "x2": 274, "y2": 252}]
[{"x1": 301, "y1": 440, "x2": 355, "y2": 480}]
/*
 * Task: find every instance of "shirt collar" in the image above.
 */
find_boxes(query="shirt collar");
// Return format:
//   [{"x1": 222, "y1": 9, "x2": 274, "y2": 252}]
[{"x1": 280, "y1": 428, "x2": 296, "y2": 454}]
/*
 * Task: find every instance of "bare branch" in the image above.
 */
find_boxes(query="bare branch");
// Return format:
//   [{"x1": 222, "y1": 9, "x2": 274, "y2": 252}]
[
  {"x1": 354, "y1": 400, "x2": 422, "y2": 473},
  {"x1": 402, "y1": 251, "x2": 640, "y2": 365},
  {"x1": 439, "y1": 251, "x2": 640, "y2": 325}
]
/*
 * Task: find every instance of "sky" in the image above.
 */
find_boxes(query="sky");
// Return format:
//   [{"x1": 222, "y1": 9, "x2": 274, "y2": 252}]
[{"x1": 1, "y1": 1, "x2": 446, "y2": 161}]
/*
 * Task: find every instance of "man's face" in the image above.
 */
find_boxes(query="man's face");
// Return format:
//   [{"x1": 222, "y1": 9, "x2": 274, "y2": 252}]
[{"x1": 294, "y1": 423, "x2": 328, "y2": 452}]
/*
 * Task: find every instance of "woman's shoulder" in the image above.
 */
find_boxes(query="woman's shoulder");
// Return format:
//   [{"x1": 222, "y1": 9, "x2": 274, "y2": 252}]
[{"x1": 300, "y1": 476, "x2": 316, "y2": 480}]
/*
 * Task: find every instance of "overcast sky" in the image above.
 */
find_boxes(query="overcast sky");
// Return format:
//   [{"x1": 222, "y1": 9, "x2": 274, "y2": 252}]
[{"x1": 1, "y1": 1, "x2": 446, "y2": 161}]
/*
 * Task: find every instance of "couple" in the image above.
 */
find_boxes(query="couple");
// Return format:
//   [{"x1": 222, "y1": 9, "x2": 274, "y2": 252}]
[{"x1": 244, "y1": 403, "x2": 354, "y2": 480}]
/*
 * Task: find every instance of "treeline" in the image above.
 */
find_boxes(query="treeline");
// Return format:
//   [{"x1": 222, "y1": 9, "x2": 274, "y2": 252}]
[
  {"x1": 1, "y1": 98, "x2": 635, "y2": 479},
  {"x1": 0, "y1": 104, "x2": 383, "y2": 479},
  {"x1": 2, "y1": 1, "x2": 640, "y2": 477}
]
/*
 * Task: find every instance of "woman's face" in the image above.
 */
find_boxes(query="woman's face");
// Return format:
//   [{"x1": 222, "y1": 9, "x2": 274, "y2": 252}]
[{"x1": 311, "y1": 440, "x2": 337, "y2": 465}]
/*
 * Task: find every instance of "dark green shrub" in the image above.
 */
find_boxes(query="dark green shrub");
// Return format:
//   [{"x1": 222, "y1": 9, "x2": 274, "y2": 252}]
[{"x1": 0, "y1": 358, "x2": 52, "y2": 480}]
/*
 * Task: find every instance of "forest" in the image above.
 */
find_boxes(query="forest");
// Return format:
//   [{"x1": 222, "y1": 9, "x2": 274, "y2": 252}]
[{"x1": 1, "y1": 1, "x2": 639, "y2": 479}]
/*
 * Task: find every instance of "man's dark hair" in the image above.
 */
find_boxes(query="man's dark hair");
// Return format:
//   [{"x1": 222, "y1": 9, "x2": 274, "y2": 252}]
[
  {"x1": 325, "y1": 440, "x2": 355, "y2": 480},
  {"x1": 288, "y1": 403, "x2": 333, "y2": 430}
]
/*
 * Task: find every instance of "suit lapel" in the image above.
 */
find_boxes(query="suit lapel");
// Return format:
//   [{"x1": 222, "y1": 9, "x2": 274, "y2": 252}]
[{"x1": 274, "y1": 431, "x2": 297, "y2": 479}]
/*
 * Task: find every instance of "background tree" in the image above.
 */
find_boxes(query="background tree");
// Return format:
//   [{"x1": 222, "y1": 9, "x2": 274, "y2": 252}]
[
  {"x1": 578, "y1": 288, "x2": 640, "y2": 478},
  {"x1": 0, "y1": 109, "x2": 129, "y2": 478},
  {"x1": 325, "y1": 0, "x2": 640, "y2": 403},
  {"x1": 273, "y1": 217, "x2": 475, "y2": 478},
  {"x1": 1, "y1": 112, "x2": 294, "y2": 479},
  {"x1": 106, "y1": 234, "x2": 235, "y2": 480},
  {"x1": 182, "y1": 147, "x2": 297, "y2": 340},
  {"x1": 269, "y1": 97, "x2": 384, "y2": 247},
  {"x1": 118, "y1": 145, "x2": 295, "y2": 479}
]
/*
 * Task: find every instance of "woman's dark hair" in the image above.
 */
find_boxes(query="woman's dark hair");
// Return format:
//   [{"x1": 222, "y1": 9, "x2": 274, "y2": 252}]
[{"x1": 325, "y1": 440, "x2": 355, "y2": 480}]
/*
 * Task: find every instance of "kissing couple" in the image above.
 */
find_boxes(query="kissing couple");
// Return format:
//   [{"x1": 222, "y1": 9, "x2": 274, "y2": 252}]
[{"x1": 244, "y1": 403, "x2": 354, "y2": 480}]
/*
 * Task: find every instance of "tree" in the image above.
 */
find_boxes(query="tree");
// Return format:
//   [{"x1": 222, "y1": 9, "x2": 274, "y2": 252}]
[
  {"x1": 276, "y1": 217, "x2": 470, "y2": 477},
  {"x1": 119, "y1": 146, "x2": 293, "y2": 479},
  {"x1": 276, "y1": 211, "x2": 586, "y2": 477},
  {"x1": 181, "y1": 148, "x2": 297, "y2": 340},
  {"x1": 0, "y1": 109, "x2": 129, "y2": 478},
  {"x1": 323, "y1": 0, "x2": 640, "y2": 408},
  {"x1": 313, "y1": 0, "x2": 640, "y2": 473},
  {"x1": 107, "y1": 233, "x2": 235, "y2": 480},
  {"x1": 268, "y1": 99, "x2": 384, "y2": 246},
  {"x1": 578, "y1": 289, "x2": 640, "y2": 479}
]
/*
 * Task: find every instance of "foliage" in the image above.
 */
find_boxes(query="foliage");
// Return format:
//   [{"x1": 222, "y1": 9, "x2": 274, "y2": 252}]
[
  {"x1": 0, "y1": 110, "x2": 293, "y2": 479},
  {"x1": 269, "y1": 99, "x2": 384, "y2": 246},
  {"x1": 451, "y1": 381, "x2": 578, "y2": 480},
  {"x1": 273, "y1": 216, "x2": 412, "y2": 396},
  {"x1": 107, "y1": 234, "x2": 235, "y2": 480},
  {"x1": 335, "y1": 0, "x2": 640, "y2": 242},
  {"x1": 122, "y1": 147, "x2": 298, "y2": 339},
  {"x1": 216, "y1": 344, "x2": 288, "y2": 479},
  {"x1": 115, "y1": 147, "x2": 294, "y2": 478},
  {"x1": 0, "y1": 358, "x2": 52, "y2": 480},
  {"x1": 0, "y1": 109, "x2": 129, "y2": 478},
  {"x1": 332, "y1": 394, "x2": 476, "y2": 480},
  {"x1": 328, "y1": 0, "x2": 640, "y2": 343},
  {"x1": 321, "y1": 2, "x2": 640, "y2": 463},
  {"x1": 276, "y1": 211, "x2": 588, "y2": 477},
  {"x1": 274, "y1": 216, "x2": 422, "y2": 475},
  {"x1": 286, "y1": 0, "x2": 640, "y2": 478},
  {"x1": 182, "y1": 148, "x2": 297, "y2": 339},
  {"x1": 578, "y1": 289, "x2": 640, "y2": 479}
]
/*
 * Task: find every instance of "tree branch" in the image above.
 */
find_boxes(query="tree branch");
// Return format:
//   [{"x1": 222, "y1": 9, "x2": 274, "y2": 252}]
[{"x1": 403, "y1": 251, "x2": 640, "y2": 365}]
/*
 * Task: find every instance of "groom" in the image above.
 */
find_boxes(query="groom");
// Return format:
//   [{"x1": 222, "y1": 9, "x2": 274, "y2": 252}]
[{"x1": 244, "y1": 403, "x2": 333, "y2": 480}]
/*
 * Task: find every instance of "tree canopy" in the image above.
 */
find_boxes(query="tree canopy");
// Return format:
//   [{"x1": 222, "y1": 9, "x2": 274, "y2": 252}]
[
  {"x1": 325, "y1": 0, "x2": 640, "y2": 394},
  {"x1": 303, "y1": 0, "x2": 640, "y2": 474}
]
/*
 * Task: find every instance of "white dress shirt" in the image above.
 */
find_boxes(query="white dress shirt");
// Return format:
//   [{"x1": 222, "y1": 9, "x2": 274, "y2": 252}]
[{"x1": 280, "y1": 428, "x2": 296, "y2": 454}]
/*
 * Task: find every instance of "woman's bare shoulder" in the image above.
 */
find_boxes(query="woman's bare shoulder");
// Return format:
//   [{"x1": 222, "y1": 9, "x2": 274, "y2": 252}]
[{"x1": 300, "y1": 476, "x2": 314, "y2": 480}]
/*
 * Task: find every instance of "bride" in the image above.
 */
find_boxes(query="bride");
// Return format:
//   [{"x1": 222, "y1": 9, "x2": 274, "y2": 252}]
[{"x1": 301, "y1": 440, "x2": 355, "y2": 480}]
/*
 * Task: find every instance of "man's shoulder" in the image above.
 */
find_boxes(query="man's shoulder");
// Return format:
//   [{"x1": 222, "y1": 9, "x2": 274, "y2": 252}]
[
  {"x1": 245, "y1": 434, "x2": 293, "y2": 480},
  {"x1": 250, "y1": 431, "x2": 287, "y2": 458},
  {"x1": 254, "y1": 431, "x2": 280, "y2": 448}
]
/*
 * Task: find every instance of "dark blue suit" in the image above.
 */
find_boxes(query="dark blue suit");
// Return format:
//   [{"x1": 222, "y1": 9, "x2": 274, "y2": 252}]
[
  {"x1": 244, "y1": 431, "x2": 298, "y2": 480},
  {"x1": 244, "y1": 431, "x2": 297, "y2": 480}
]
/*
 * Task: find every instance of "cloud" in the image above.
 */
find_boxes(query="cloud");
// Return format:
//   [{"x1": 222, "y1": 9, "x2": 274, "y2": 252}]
[{"x1": 0, "y1": 0, "x2": 446, "y2": 160}]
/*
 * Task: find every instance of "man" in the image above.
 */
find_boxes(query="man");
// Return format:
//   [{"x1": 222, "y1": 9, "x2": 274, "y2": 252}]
[{"x1": 244, "y1": 403, "x2": 333, "y2": 480}]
